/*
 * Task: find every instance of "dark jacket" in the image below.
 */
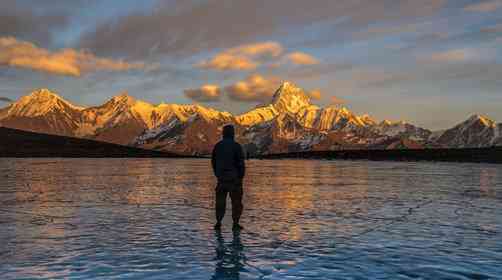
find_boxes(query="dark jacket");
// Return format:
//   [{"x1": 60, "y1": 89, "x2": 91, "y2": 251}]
[{"x1": 211, "y1": 137, "x2": 245, "y2": 183}]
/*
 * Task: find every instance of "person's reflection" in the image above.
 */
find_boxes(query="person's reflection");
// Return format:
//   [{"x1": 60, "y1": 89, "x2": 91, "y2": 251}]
[{"x1": 211, "y1": 230, "x2": 245, "y2": 280}]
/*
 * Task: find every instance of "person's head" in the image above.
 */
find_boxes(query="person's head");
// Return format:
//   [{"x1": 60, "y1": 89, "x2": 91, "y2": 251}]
[{"x1": 222, "y1": 124, "x2": 235, "y2": 139}]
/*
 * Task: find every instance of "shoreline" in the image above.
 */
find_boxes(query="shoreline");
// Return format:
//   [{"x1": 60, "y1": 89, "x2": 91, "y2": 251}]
[{"x1": 257, "y1": 147, "x2": 502, "y2": 164}]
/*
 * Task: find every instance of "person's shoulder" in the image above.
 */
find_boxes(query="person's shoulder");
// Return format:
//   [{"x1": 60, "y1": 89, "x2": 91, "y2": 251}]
[
  {"x1": 233, "y1": 141, "x2": 243, "y2": 149},
  {"x1": 214, "y1": 140, "x2": 224, "y2": 149}
]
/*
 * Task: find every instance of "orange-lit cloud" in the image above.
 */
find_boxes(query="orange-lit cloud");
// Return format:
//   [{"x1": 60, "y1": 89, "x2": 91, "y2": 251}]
[
  {"x1": 223, "y1": 74, "x2": 321, "y2": 103},
  {"x1": 285, "y1": 52, "x2": 320, "y2": 65},
  {"x1": 330, "y1": 96, "x2": 345, "y2": 105},
  {"x1": 224, "y1": 74, "x2": 281, "y2": 102},
  {"x1": 308, "y1": 89, "x2": 322, "y2": 100},
  {"x1": 196, "y1": 41, "x2": 283, "y2": 71},
  {"x1": 196, "y1": 53, "x2": 257, "y2": 71},
  {"x1": 184, "y1": 84, "x2": 221, "y2": 102},
  {"x1": 464, "y1": 0, "x2": 502, "y2": 12},
  {"x1": 0, "y1": 37, "x2": 147, "y2": 77},
  {"x1": 423, "y1": 49, "x2": 477, "y2": 63},
  {"x1": 226, "y1": 41, "x2": 284, "y2": 57}
]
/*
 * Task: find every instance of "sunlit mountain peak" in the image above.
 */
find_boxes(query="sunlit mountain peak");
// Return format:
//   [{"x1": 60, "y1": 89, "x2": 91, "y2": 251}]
[
  {"x1": 467, "y1": 114, "x2": 496, "y2": 127},
  {"x1": 9, "y1": 88, "x2": 83, "y2": 117},
  {"x1": 109, "y1": 91, "x2": 137, "y2": 104},
  {"x1": 29, "y1": 88, "x2": 60, "y2": 99},
  {"x1": 271, "y1": 81, "x2": 311, "y2": 114}
]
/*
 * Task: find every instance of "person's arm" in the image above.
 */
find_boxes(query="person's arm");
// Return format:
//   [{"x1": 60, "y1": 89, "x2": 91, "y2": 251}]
[
  {"x1": 236, "y1": 144, "x2": 246, "y2": 179},
  {"x1": 211, "y1": 144, "x2": 218, "y2": 177}
]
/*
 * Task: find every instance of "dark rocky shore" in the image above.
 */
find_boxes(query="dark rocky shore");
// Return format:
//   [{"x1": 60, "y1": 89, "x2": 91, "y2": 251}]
[
  {"x1": 258, "y1": 147, "x2": 502, "y2": 164},
  {"x1": 2, "y1": 126, "x2": 500, "y2": 163},
  {"x1": 0, "y1": 127, "x2": 183, "y2": 158}
]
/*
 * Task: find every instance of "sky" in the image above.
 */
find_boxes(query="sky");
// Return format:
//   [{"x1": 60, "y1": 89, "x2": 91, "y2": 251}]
[{"x1": 0, "y1": 0, "x2": 501, "y2": 130}]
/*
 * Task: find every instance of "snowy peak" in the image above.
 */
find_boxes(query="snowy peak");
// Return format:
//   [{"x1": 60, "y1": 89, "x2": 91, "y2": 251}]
[
  {"x1": 466, "y1": 114, "x2": 496, "y2": 128},
  {"x1": 434, "y1": 114, "x2": 498, "y2": 148},
  {"x1": 380, "y1": 120, "x2": 407, "y2": 127},
  {"x1": 271, "y1": 82, "x2": 311, "y2": 114},
  {"x1": 29, "y1": 88, "x2": 60, "y2": 99},
  {"x1": 359, "y1": 114, "x2": 376, "y2": 126},
  {"x1": 104, "y1": 92, "x2": 139, "y2": 108},
  {"x1": 7, "y1": 88, "x2": 82, "y2": 117},
  {"x1": 109, "y1": 91, "x2": 136, "y2": 105},
  {"x1": 80, "y1": 92, "x2": 159, "y2": 133},
  {"x1": 235, "y1": 104, "x2": 278, "y2": 126}
]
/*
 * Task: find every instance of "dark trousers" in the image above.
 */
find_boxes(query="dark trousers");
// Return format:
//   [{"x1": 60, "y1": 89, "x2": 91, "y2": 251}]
[{"x1": 215, "y1": 180, "x2": 243, "y2": 224}]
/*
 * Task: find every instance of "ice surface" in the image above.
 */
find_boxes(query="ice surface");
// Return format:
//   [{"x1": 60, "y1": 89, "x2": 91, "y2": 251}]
[{"x1": 0, "y1": 159, "x2": 501, "y2": 279}]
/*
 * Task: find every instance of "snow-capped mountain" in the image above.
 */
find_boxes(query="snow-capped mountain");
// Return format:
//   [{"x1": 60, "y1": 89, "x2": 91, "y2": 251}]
[
  {"x1": 234, "y1": 82, "x2": 308, "y2": 126},
  {"x1": 0, "y1": 84, "x2": 500, "y2": 156},
  {"x1": 135, "y1": 105, "x2": 234, "y2": 155},
  {"x1": 77, "y1": 93, "x2": 190, "y2": 145},
  {"x1": 433, "y1": 115, "x2": 501, "y2": 148},
  {"x1": 372, "y1": 120, "x2": 432, "y2": 142},
  {"x1": 133, "y1": 82, "x2": 385, "y2": 155},
  {"x1": 0, "y1": 89, "x2": 83, "y2": 136}
]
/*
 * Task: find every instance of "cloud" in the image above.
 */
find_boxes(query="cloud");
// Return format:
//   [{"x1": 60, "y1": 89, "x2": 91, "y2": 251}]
[
  {"x1": 480, "y1": 23, "x2": 502, "y2": 33},
  {"x1": 0, "y1": 2, "x2": 68, "y2": 46},
  {"x1": 78, "y1": 0, "x2": 447, "y2": 58},
  {"x1": 225, "y1": 41, "x2": 284, "y2": 57},
  {"x1": 224, "y1": 74, "x2": 281, "y2": 102},
  {"x1": 0, "y1": 97, "x2": 13, "y2": 103},
  {"x1": 285, "y1": 52, "x2": 319, "y2": 65},
  {"x1": 184, "y1": 84, "x2": 221, "y2": 102},
  {"x1": 464, "y1": 0, "x2": 502, "y2": 12},
  {"x1": 0, "y1": 37, "x2": 148, "y2": 77},
  {"x1": 197, "y1": 42, "x2": 319, "y2": 71},
  {"x1": 330, "y1": 96, "x2": 345, "y2": 105},
  {"x1": 308, "y1": 89, "x2": 322, "y2": 100},
  {"x1": 422, "y1": 49, "x2": 479, "y2": 63},
  {"x1": 223, "y1": 74, "x2": 322, "y2": 103},
  {"x1": 196, "y1": 54, "x2": 258, "y2": 71},
  {"x1": 196, "y1": 42, "x2": 283, "y2": 71}
]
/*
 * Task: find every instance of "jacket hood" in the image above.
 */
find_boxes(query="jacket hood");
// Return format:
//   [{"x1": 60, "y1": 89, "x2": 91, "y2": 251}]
[{"x1": 222, "y1": 125, "x2": 235, "y2": 139}]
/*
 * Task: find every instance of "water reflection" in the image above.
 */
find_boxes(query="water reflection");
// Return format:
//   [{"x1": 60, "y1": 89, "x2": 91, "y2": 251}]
[
  {"x1": 0, "y1": 159, "x2": 501, "y2": 279},
  {"x1": 480, "y1": 168, "x2": 498, "y2": 198},
  {"x1": 211, "y1": 231, "x2": 245, "y2": 280}
]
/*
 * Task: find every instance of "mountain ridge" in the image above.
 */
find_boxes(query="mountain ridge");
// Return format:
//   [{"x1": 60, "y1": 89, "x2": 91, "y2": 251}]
[{"x1": 0, "y1": 84, "x2": 500, "y2": 155}]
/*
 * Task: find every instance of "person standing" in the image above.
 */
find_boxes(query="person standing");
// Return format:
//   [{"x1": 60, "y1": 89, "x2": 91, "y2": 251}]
[{"x1": 211, "y1": 125, "x2": 245, "y2": 231}]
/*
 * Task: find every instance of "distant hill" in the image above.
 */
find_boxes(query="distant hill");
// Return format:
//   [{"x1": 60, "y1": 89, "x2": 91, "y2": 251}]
[{"x1": 0, "y1": 127, "x2": 182, "y2": 158}]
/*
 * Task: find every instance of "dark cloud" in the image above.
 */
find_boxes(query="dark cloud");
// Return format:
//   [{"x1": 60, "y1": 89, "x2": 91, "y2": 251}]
[
  {"x1": 0, "y1": 97, "x2": 13, "y2": 103},
  {"x1": 78, "y1": 0, "x2": 447, "y2": 58},
  {"x1": 0, "y1": 2, "x2": 69, "y2": 46}
]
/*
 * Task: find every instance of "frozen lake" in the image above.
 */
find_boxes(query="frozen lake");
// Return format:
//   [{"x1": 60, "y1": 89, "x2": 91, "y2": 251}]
[{"x1": 0, "y1": 158, "x2": 501, "y2": 279}]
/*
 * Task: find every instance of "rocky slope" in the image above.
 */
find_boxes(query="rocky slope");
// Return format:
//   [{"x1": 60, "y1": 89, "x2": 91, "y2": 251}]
[
  {"x1": 0, "y1": 84, "x2": 500, "y2": 156},
  {"x1": 433, "y1": 115, "x2": 502, "y2": 148},
  {"x1": 0, "y1": 89, "x2": 83, "y2": 136}
]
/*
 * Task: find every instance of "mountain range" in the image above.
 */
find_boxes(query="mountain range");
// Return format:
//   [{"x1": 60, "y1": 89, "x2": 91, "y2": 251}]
[{"x1": 1, "y1": 82, "x2": 501, "y2": 156}]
